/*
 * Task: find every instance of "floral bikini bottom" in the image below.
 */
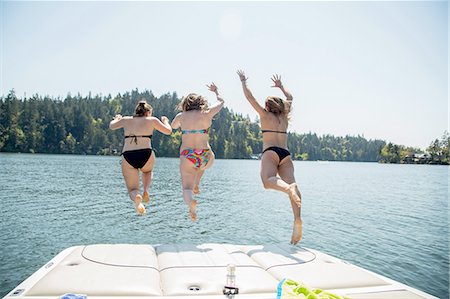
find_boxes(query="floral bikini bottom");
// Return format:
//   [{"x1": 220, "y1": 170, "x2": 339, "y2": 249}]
[{"x1": 180, "y1": 148, "x2": 211, "y2": 169}]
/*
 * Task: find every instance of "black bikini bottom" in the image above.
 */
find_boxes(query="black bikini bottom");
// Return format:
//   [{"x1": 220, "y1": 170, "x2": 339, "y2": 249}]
[
  {"x1": 263, "y1": 146, "x2": 291, "y2": 163},
  {"x1": 122, "y1": 148, "x2": 152, "y2": 169}
]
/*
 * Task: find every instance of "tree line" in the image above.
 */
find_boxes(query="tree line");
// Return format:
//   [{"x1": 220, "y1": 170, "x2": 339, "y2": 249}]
[
  {"x1": 379, "y1": 132, "x2": 449, "y2": 165},
  {"x1": 0, "y1": 89, "x2": 446, "y2": 163}
]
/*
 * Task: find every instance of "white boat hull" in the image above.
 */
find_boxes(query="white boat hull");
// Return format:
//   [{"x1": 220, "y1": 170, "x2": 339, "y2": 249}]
[{"x1": 4, "y1": 243, "x2": 437, "y2": 298}]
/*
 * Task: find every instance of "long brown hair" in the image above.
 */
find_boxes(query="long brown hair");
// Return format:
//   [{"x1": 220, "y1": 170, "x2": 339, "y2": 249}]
[
  {"x1": 134, "y1": 100, "x2": 153, "y2": 117},
  {"x1": 177, "y1": 93, "x2": 209, "y2": 112}
]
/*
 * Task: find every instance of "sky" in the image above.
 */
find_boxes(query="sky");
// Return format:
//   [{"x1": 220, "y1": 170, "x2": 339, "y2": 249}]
[{"x1": 1, "y1": 1, "x2": 448, "y2": 149}]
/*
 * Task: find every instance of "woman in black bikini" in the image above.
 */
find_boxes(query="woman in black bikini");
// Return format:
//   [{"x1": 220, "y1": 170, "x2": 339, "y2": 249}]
[
  {"x1": 237, "y1": 70, "x2": 303, "y2": 244},
  {"x1": 109, "y1": 100, "x2": 172, "y2": 215}
]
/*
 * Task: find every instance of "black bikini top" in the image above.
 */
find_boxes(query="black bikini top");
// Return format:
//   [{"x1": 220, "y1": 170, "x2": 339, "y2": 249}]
[
  {"x1": 261, "y1": 129, "x2": 288, "y2": 134},
  {"x1": 125, "y1": 135, "x2": 153, "y2": 144}
]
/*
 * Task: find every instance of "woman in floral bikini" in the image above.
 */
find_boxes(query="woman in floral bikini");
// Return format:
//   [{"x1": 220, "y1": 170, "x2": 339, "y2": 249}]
[{"x1": 171, "y1": 83, "x2": 225, "y2": 222}]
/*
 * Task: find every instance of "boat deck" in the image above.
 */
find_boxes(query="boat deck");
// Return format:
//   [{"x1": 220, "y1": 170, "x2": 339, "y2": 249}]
[{"x1": 4, "y1": 243, "x2": 436, "y2": 298}]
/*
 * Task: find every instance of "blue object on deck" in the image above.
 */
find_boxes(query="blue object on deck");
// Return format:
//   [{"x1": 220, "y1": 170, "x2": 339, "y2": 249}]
[{"x1": 59, "y1": 294, "x2": 87, "y2": 299}]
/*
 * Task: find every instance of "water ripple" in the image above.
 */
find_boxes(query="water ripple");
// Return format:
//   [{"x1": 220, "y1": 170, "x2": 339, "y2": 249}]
[{"x1": 0, "y1": 155, "x2": 448, "y2": 298}]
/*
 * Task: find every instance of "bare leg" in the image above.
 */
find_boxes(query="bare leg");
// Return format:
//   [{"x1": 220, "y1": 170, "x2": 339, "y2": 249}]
[
  {"x1": 122, "y1": 159, "x2": 145, "y2": 215},
  {"x1": 194, "y1": 151, "x2": 215, "y2": 194},
  {"x1": 182, "y1": 189, "x2": 197, "y2": 221},
  {"x1": 134, "y1": 193, "x2": 145, "y2": 215},
  {"x1": 142, "y1": 171, "x2": 153, "y2": 203},
  {"x1": 278, "y1": 158, "x2": 302, "y2": 245},
  {"x1": 180, "y1": 158, "x2": 199, "y2": 222},
  {"x1": 141, "y1": 154, "x2": 156, "y2": 204},
  {"x1": 193, "y1": 169, "x2": 205, "y2": 195},
  {"x1": 260, "y1": 152, "x2": 298, "y2": 202}
]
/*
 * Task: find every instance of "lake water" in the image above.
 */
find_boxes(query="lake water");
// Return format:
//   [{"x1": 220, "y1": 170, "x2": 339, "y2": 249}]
[{"x1": 0, "y1": 153, "x2": 448, "y2": 298}]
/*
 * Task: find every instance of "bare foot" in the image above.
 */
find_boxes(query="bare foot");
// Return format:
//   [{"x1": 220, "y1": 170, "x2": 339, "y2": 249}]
[
  {"x1": 134, "y1": 194, "x2": 146, "y2": 215},
  {"x1": 193, "y1": 185, "x2": 200, "y2": 195},
  {"x1": 291, "y1": 219, "x2": 303, "y2": 245},
  {"x1": 142, "y1": 191, "x2": 150, "y2": 204},
  {"x1": 189, "y1": 200, "x2": 198, "y2": 222},
  {"x1": 288, "y1": 183, "x2": 302, "y2": 208}
]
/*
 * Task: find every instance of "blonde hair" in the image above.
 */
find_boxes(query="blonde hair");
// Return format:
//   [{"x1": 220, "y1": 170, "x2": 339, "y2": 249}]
[
  {"x1": 134, "y1": 100, "x2": 153, "y2": 117},
  {"x1": 265, "y1": 96, "x2": 291, "y2": 120},
  {"x1": 177, "y1": 93, "x2": 209, "y2": 112}
]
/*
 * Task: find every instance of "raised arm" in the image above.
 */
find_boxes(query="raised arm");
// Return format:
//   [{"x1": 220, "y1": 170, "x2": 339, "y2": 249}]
[
  {"x1": 171, "y1": 112, "x2": 182, "y2": 130},
  {"x1": 271, "y1": 74, "x2": 293, "y2": 104},
  {"x1": 151, "y1": 116, "x2": 172, "y2": 135},
  {"x1": 206, "y1": 82, "x2": 224, "y2": 117},
  {"x1": 237, "y1": 70, "x2": 265, "y2": 115},
  {"x1": 109, "y1": 114, "x2": 124, "y2": 130}
]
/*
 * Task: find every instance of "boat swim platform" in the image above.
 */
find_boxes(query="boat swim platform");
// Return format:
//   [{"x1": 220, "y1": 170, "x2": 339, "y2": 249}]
[{"x1": 4, "y1": 243, "x2": 436, "y2": 299}]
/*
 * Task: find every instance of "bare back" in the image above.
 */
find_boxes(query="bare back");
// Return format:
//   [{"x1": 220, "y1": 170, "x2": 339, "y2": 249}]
[
  {"x1": 178, "y1": 110, "x2": 212, "y2": 150},
  {"x1": 260, "y1": 111, "x2": 289, "y2": 150},
  {"x1": 119, "y1": 116, "x2": 155, "y2": 152}
]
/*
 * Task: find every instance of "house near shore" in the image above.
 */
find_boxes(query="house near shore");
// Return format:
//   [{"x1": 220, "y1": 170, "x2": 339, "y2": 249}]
[
  {"x1": 413, "y1": 153, "x2": 431, "y2": 164},
  {"x1": 401, "y1": 152, "x2": 448, "y2": 165},
  {"x1": 401, "y1": 153, "x2": 431, "y2": 164}
]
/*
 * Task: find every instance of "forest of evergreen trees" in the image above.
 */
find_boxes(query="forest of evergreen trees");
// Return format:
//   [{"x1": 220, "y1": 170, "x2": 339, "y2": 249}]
[{"x1": 0, "y1": 89, "x2": 446, "y2": 164}]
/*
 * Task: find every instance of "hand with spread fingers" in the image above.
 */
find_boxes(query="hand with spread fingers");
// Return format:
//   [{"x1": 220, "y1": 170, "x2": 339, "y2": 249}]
[
  {"x1": 206, "y1": 82, "x2": 218, "y2": 95},
  {"x1": 237, "y1": 70, "x2": 248, "y2": 83},
  {"x1": 271, "y1": 74, "x2": 293, "y2": 102},
  {"x1": 271, "y1": 74, "x2": 283, "y2": 88}
]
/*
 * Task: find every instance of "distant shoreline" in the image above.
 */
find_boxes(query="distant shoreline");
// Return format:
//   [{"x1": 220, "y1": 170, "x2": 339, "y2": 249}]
[
  {"x1": 3, "y1": 90, "x2": 447, "y2": 164},
  {"x1": 2, "y1": 151, "x2": 448, "y2": 165}
]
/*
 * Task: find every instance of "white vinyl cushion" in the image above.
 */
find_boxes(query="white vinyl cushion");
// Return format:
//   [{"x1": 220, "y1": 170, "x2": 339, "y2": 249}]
[
  {"x1": 241, "y1": 244, "x2": 316, "y2": 269},
  {"x1": 157, "y1": 243, "x2": 279, "y2": 295},
  {"x1": 22, "y1": 243, "x2": 409, "y2": 297},
  {"x1": 157, "y1": 243, "x2": 261, "y2": 268},
  {"x1": 243, "y1": 245, "x2": 388, "y2": 289},
  {"x1": 26, "y1": 245, "x2": 162, "y2": 296}
]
